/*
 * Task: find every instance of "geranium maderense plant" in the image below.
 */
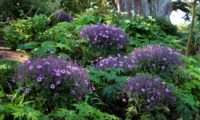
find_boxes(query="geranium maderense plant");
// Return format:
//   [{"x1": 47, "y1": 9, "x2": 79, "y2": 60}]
[
  {"x1": 16, "y1": 55, "x2": 94, "y2": 109},
  {"x1": 123, "y1": 73, "x2": 176, "y2": 111},
  {"x1": 95, "y1": 54, "x2": 135, "y2": 70},
  {"x1": 55, "y1": 11, "x2": 73, "y2": 22},
  {"x1": 80, "y1": 24, "x2": 129, "y2": 50},
  {"x1": 130, "y1": 45, "x2": 182, "y2": 73}
]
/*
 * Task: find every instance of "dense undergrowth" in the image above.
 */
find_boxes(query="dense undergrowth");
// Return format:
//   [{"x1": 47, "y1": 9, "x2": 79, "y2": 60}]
[{"x1": 0, "y1": 7, "x2": 200, "y2": 120}]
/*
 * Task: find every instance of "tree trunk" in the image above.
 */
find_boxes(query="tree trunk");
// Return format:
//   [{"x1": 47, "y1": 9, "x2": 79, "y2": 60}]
[
  {"x1": 186, "y1": 0, "x2": 197, "y2": 56},
  {"x1": 114, "y1": 0, "x2": 172, "y2": 20}
]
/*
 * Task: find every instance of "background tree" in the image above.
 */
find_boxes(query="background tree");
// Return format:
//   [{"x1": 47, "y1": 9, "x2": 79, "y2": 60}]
[{"x1": 114, "y1": 0, "x2": 172, "y2": 20}]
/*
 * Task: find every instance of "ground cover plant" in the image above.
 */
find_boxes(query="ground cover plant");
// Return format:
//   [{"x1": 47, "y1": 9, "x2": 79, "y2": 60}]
[{"x1": 0, "y1": 2, "x2": 200, "y2": 120}]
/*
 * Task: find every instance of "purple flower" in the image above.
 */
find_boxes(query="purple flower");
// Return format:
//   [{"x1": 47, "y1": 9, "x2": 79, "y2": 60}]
[
  {"x1": 55, "y1": 11, "x2": 73, "y2": 22},
  {"x1": 60, "y1": 70, "x2": 65, "y2": 74},
  {"x1": 16, "y1": 55, "x2": 93, "y2": 104},
  {"x1": 24, "y1": 60, "x2": 31, "y2": 65},
  {"x1": 50, "y1": 84, "x2": 55, "y2": 89},
  {"x1": 56, "y1": 72, "x2": 61, "y2": 76},
  {"x1": 71, "y1": 90, "x2": 76, "y2": 95},
  {"x1": 130, "y1": 45, "x2": 182, "y2": 73},
  {"x1": 37, "y1": 76, "x2": 44, "y2": 82},
  {"x1": 24, "y1": 88, "x2": 30, "y2": 94},
  {"x1": 92, "y1": 86, "x2": 96, "y2": 91},
  {"x1": 44, "y1": 61, "x2": 50, "y2": 65},
  {"x1": 84, "y1": 80, "x2": 89, "y2": 85},
  {"x1": 29, "y1": 65, "x2": 33, "y2": 70},
  {"x1": 95, "y1": 55, "x2": 135, "y2": 70},
  {"x1": 161, "y1": 66, "x2": 165, "y2": 70},
  {"x1": 80, "y1": 24, "x2": 129, "y2": 50},
  {"x1": 36, "y1": 65, "x2": 42, "y2": 69},
  {"x1": 56, "y1": 80, "x2": 61, "y2": 85},
  {"x1": 165, "y1": 88, "x2": 172, "y2": 93},
  {"x1": 54, "y1": 93, "x2": 59, "y2": 96},
  {"x1": 141, "y1": 88, "x2": 145, "y2": 92},
  {"x1": 122, "y1": 98, "x2": 127, "y2": 103},
  {"x1": 123, "y1": 73, "x2": 176, "y2": 111}
]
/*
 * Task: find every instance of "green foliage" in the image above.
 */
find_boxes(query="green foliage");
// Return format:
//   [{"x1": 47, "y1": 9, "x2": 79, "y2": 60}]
[
  {"x1": 32, "y1": 22, "x2": 80, "y2": 58},
  {"x1": 54, "y1": 102, "x2": 120, "y2": 120},
  {"x1": 61, "y1": 0, "x2": 113, "y2": 14},
  {"x1": 0, "y1": 60, "x2": 19, "y2": 92},
  {"x1": 0, "y1": 0, "x2": 61, "y2": 21},
  {"x1": 3, "y1": 15, "x2": 49, "y2": 50},
  {"x1": 88, "y1": 67, "x2": 127, "y2": 101},
  {"x1": 123, "y1": 18, "x2": 160, "y2": 38},
  {"x1": 179, "y1": 57, "x2": 200, "y2": 104},
  {"x1": 167, "y1": 83, "x2": 199, "y2": 120},
  {"x1": 117, "y1": 17, "x2": 184, "y2": 52},
  {"x1": 0, "y1": 88, "x2": 47, "y2": 120},
  {"x1": 155, "y1": 17, "x2": 178, "y2": 35}
]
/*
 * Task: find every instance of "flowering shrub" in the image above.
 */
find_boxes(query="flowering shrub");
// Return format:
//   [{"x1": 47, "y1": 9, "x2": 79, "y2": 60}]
[
  {"x1": 130, "y1": 45, "x2": 182, "y2": 73},
  {"x1": 123, "y1": 73, "x2": 176, "y2": 111},
  {"x1": 16, "y1": 55, "x2": 94, "y2": 108},
  {"x1": 55, "y1": 11, "x2": 73, "y2": 22},
  {"x1": 95, "y1": 54, "x2": 135, "y2": 70},
  {"x1": 80, "y1": 24, "x2": 129, "y2": 50}
]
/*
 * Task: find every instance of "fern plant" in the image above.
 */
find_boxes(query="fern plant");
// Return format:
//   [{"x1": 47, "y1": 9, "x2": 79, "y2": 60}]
[
  {"x1": 54, "y1": 102, "x2": 120, "y2": 120},
  {"x1": 0, "y1": 88, "x2": 47, "y2": 120}
]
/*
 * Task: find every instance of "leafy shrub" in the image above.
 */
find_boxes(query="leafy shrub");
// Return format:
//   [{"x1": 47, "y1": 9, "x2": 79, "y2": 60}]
[
  {"x1": 122, "y1": 18, "x2": 160, "y2": 39},
  {"x1": 168, "y1": 83, "x2": 200, "y2": 120},
  {"x1": 16, "y1": 21, "x2": 81, "y2": 59},
  {"x1": 15, "y1": 55, "x2": 94, "y2": 111},
  {"x1": 178, "y1": 57, "x2": 200, "y2": 103},
  {"x1": 123, "y1": 73, "x2": 176, "y2": 112},
  {"x1": 54, "y1": 102, "x2": 120, "y2": 120},
  {"x1": 3, "y1": 15, "x2": 49, "y2": 50},
  {"x1": 155, "y1": 17, "x2": 178, "y2": 35},
  {"x1": 130, "y1": 45, "x2": 182, "y2": 73},
  {"x1": 80, "y1": 24, "x2": 129, "y2": 50},
  {"x1": 88, "y1": 67, "x2": 126, "y2": 101}
]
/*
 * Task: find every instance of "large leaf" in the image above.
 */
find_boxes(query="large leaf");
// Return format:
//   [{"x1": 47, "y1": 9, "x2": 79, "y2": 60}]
[{"x1": 18, "y1": 42, "x2": 39, "y2": 50}]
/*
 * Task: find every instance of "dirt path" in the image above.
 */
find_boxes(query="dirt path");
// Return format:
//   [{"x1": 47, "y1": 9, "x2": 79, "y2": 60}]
[{"x1": 0, "y1": 39, "x2": 29, "y2": 62}]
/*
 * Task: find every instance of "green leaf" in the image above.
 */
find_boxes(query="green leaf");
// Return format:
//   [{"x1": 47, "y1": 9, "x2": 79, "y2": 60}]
[
  {"x1": 18, "y1": 42, "x2": 39, "y2": 50},
  {"x1": 41, "y1": 41, "x2": 57, "y2": 53}
]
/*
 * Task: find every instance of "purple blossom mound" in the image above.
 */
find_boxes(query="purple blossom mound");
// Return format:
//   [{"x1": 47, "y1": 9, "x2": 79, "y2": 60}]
[
  {"x1": 130, "y1": 45, "x2": 182, "y2": 72},
  {"x1": 80, "y1": 24, "x2": 129, "y2": 50},
  {"x1": 55, "y1": 11, "x2": 73, "y2": 22},
  {"x1": 16, "y1": 55, "x2": 94, "y2": 101},
  {"x1": 123, "y1": 73, "x2": 176, "y2": 110},
  {"x1": 95, "y1": 54, "x2": 135, "y2": 70}
]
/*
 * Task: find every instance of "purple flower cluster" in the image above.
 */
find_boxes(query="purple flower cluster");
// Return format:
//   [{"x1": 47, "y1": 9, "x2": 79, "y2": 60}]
[
  {"x1": 80, "y1": 24, "x2": 129, "y2": 50},
  {"x1": 55, "y1": 11, "x2": 73, "y2": 22},
  {"x1": 123, "y1": 73, "x2": 176, "y2": 110},
  {"x1": 95, "y1": 45, "x2": 182, "y2": 73},
  {"x1": 95, "y1": 54, "x2": 135, "y2": 70},
  {"x1": 130, "y1": 45, "x2": 182, "y2": 72},
  {"x1": 16, "y1": 55, "x2": 94, "y2": 101}
]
